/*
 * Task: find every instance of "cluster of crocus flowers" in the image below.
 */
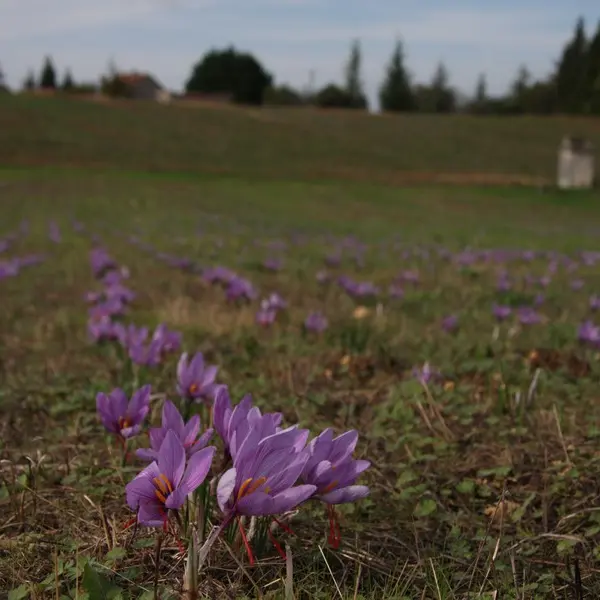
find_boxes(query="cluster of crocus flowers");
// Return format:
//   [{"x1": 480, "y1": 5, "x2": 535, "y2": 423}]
[
  {"x1": 85, "y1": 247, "x2": 182, "y2": 365},
  {"x1": 109, "y1": 368, "x2": 370, "y2": 564}
]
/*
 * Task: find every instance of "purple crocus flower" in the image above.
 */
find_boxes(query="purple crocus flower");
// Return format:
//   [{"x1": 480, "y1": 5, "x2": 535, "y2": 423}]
[
  {"x1": 263, "y1": 257, "x2": 283, "y2": 271},
  {"x1": 256, "y1": 307, "x2": 277, "y2": 327},
  {"x1": 578, "y1": 320, "x2": 600, "y2": 346},
  {"x1": 304, "y1": 311, "x2": 328, "y2": 333},
  {"x1": 176, "y1": 352, "x2": 219, "y2": 404},
  {"x1": 590, "y1": 295, "x2": 600, "y2": 311},
  {"x1": 96, "y1": 385, "x2": 151, "y2": 439},
  {"x1": 216, "y1": 426, "x2": 314, "y2": 517},
  {"x1": 492, "y1": 304, "x2": 512, "y2": 321},
  {"x1": 570, "y1": 279, "x2": 584, "y2": 291},
  {"x1": 126, "y1": 430, "x2": 215, "y2": 527},
  {"x1": 88, "y1": 317, "x2": 125, "y2": 343},
  {"x1": 226, "y1": 276, "x2": 258, "y2": 302},
  {"x1": 441, "y1": 315, "x2": 458, "y2": 332},
  {"x1": 128, "y1": 338, "x2": 164, "y2": 367},
  {"x1": 517, "y1": 307, "x2": 542, "y2": 325},
  {"x1": 48, "y1": 221, "x2": 61, "y2": 243},
  {"x1": 262, "y1": 293, "x2": 287, "y2": 312},
  {"x1": 412, "y1": 362, "x2": 441, "y2": 385},
  {"x1": 213, "y1": 387, "x2": 282, "y2": 460},
  {"x1": 136, "y1": 400, "x2": 214, "y2": 462},
  {"x1": 152, "y1": 324, "x2": 182, "y2": 354},
  {"x1": 300, "y1": 429, "x2": 370, "y2": 504},
  {"x1": 388, "y1": 284, "x2": 404, "y2": 299}
]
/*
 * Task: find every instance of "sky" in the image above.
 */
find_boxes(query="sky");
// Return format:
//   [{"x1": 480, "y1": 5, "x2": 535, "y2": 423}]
[{"x1": 1, "y1": 0, "x2": 599, "y2": 108}]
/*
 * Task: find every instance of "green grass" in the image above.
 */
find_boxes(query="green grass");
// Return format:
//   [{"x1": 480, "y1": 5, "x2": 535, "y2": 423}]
[
  {"x1": 2, "y1": 94, "x2": 600, "y2": 184},
  {"x1": 2, "y1": 169, "x2": 600, "y2": 598}
]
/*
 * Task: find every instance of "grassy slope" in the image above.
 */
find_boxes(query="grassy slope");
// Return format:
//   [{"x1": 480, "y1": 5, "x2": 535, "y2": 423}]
[
  {"x1": 2, "y1": 172, "x2": 600, "y2": 598},
  {"x1": 2, "y1": 94, "x2": 600, "y2": 183}
]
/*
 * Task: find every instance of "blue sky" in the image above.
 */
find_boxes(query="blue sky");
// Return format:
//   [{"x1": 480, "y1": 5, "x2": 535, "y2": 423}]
[{"x1": 1, "y1": 0, "x2": 599, "y2": 107}]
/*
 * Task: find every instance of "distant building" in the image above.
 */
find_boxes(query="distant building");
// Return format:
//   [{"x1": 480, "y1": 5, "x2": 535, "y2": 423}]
[
  {"x1": 557, "y1": 136, "x2": 595, "y2": 190},
  {"x1": 114, "y1": 72, "x2": 168, "y2": 101}
]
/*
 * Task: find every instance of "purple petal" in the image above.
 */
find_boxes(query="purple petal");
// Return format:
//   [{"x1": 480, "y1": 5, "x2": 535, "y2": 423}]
[
  {"x1": 320, "y1": 485, "x2": 370, "y2": 504},
  {"x1": 217, "y1": 467, "x2": 237, "y2": 512},
  {"x1": 137, "y1": 502, "x2": 166, "y2": 527},
  {"x1": 162, "y1": 400, "x2": 185, "y2": 437},
  {"x1": 157, "y1": 430, "x2": 186, "y2": 487},
  {"x1": 177, "y1": 446, "x2": 215, "y2": 496},
  {"x1": 271, "y1": 485, "x2": 316, "y2": 513},
  {"x1": 182, "y1": 414, "x2": 201, "y2": 445},
  {"x1": 128, "y1": 384, "x2": 151, "y2": 416},
  {"x1": 135, "y1": 448, "x2": 158, "y2": 462}
]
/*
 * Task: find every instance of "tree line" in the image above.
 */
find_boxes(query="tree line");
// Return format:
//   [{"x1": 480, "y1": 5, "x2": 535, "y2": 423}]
[{"x1": 7, "y1": 16, "x2": 600, "y2": 115}]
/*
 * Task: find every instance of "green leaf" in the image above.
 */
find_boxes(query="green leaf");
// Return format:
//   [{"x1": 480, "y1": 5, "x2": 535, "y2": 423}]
[
  {"x1": 414, "y1": 498, "x2": 437, "y2": 517},
  {"x1": 8, "y1": 584, "x2": 30, "y2": 600},
  {"x1": 82, "y1": 564, "x2": 122, "y2": 600},
  {"x1": 104, "y1": 547, "x2": 127, "y2": 564},
  {"x1": 456, "y1": 479, "x2": 476, "y2": 494}
]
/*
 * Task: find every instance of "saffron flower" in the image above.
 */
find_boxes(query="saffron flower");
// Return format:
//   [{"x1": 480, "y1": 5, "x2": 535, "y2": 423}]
[
  {"x1": 96, "y1": 385, "x2": 151, "y2": 439},
  {"x1": 301, "y1": 428, "x2": 370, "y2": 504},
  {"x1": 441, "y1": 314, "x2": 458, "y2": 332},
  {"x1": 304, "y1": 311, "x2": 328, "y2": 333},
  {"x1": 256, "y1": 307, "x2": 277, "y2": 327},
  {"x1": 216, "y1": 426, "x2": 314, "y2": 517},
  {"x1": 177, "y1": 352, "x2": 219, "y2": 403},
  {"x1": 492, "y1": 304, "x2": 512, "y2": 321},
  {"x1": 126, "y1": 430, "x2": 215, "y2": 527},
  {"x1": 213, "y1": 387, "x2": 282, "y2": 460},
  {"x1": 136, "y1": 400, "x2": 213, "y2": 462}
]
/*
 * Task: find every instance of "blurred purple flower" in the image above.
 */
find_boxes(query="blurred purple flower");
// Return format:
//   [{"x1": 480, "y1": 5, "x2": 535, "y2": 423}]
[
  {"x1": 570, "y1": 279, "x2": 584, "y2": 291},
  {"x1": 412, "y1": 362, "x2": 442, "y2": 385},
  {"x1": 578, "y1": 320, "x2": 600, "y2": 345},
  {"x1": 590, "y1": 295, "x2": 600, "y2": 311},
  {"x1": 177, "y1": 352, "x2": 219, "y2": 404},
  {"x1": 304, "y1": 311, "x2": 328, "y2": 333},
  {"x1": 256, "y1": 307, "x2": 277, "y2": 327},
  {"x1": 441, "y1": 315, "x2": 458, "y2": 332},
  {"x1": 96, "y1": 385, "x2": 151, "y2": 439},
  {"x1": 517, "y1": 307, "x2": 542, "y2": 325},
  {"x1": 492, "y1": 304, "x2": 512, "y2": 321}
]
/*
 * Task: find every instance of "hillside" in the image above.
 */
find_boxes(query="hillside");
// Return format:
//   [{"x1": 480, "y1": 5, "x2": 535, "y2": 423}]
[{"x1": 2, "y1": 94, "x2": 600, "y2": 184}]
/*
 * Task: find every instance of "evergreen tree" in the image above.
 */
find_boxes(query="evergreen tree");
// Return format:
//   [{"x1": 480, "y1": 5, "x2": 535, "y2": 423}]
[
  {"x1": 585, "y1": 20, "x2": 600, "y2": 113},
  {"x1": 39, "y1": 55, "x2": 57, "y2": 89},
  {"x1": 510, "y1": 65, "x2": 531, "y2": 113},
  {"x1": 23, "y1": 69, "x2": 35, "y2": 91},
  {"x1": 379, "y1": 39, "x2": 415, "y2": 112},
  {"x1": 555, "y1": 17, "x2": 588, "y2": 113},
  {"x1": 429, "y1": 62, "x2": 456, "y2": 113},
  {"x1": 475, "y1": 74, "x2": 487, "y2": 104},
  {"x1": 344, "y1": 39, "x2": 368, "y2": 109},
  {"x1": 0, "y1": 62, "x2": 5, "y2": 88},
  {"x1": 61, "y1": 69, "x2": 75, "y2": 91}
]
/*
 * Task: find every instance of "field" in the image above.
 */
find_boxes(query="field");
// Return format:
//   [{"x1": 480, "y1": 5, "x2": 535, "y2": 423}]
[{"x1": 2, "y1": 96, "x2": 600, "y2": 599}]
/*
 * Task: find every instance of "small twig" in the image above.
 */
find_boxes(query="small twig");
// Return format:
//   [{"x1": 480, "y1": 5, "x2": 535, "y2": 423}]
[
  {"x1": 318, "y1": 545, "x2": 343, "y2": 600},
  {"x1": 552, "y1": 404, "x2": 572, "y2": 466}
]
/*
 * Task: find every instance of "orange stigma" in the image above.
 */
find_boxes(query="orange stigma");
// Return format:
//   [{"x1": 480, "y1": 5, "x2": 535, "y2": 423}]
[
  {"x1": 118, "y1": 416, "x2": 131, "y2": 430},
  {"x1": 237, "y1": 476, "x2": 268, "y2": 500},
  {"x1": 189, "y1": 383, "x2": 199, "y2": 395},
  {"x1": 152, "y1": 473, "x2": 173, "y2": 504}
]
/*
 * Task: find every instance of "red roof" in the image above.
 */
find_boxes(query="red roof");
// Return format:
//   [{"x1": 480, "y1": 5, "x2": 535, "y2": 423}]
[{"x1": 116, "y1": 72, "x2": 157, "y2": 85}]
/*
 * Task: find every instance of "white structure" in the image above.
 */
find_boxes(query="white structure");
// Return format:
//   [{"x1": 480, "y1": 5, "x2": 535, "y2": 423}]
[{"x1": 557, "y1": 136, "x2": 595, "y2": 190}]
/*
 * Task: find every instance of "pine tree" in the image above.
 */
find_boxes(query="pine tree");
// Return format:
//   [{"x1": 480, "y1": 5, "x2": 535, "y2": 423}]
[
  {"x1": 23, "y1": 69, "x2": 35, "y2": 91},
  {"x1": 39, "y1": 55, "x2": 57, "y2": 89},
  {"x1": 379, "y1": 39, "x2": 415, "y2": 112},
  {"x1": 475, "y1": 74, "x2": 487, "y2": 104},
  {"x1": 555, "y1": 17, "x2": 588, "y2": 113},
  {"x1": 344, "y1": 40, "x2": 367, "y2": 109},
  {"x1": 585, "y1": 20, "x2": 600, "y2": 113},
  {"x1": 430, "y1": 62, "x2": 456, "y2": 113},
  {"x1": 61, "y1": 69, "x2": 75, "y2": 91},
  {"x1": 510, "y1": 65, "x2": 531, "y2": 113}
]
